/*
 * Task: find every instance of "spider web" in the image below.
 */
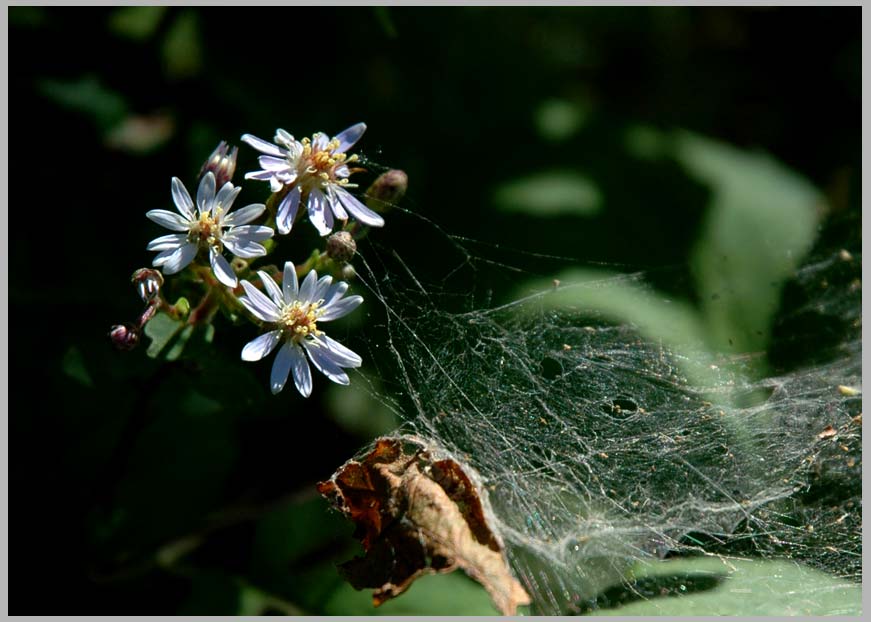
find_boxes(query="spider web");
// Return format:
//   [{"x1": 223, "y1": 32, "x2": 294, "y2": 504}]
[{"x1": 342, "y1": 205, "x2": 861, "y2": 615}]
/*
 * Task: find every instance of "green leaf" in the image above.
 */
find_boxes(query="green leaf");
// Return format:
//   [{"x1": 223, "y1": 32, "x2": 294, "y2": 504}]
[
  {"x1": 593, "y1": 557, "x2": 861, "y2": 616},
  {"x1": 676, "y1": 131, "x2": 823, "y2": 355},
  {"x1": 162, "y1": 10, "x2": 203, "y2": 79},
  {"x1": 518, "y1": 269, "x2": 716, "y2": 388},
  {"x1": 143, "y1": 311, "x2": 184, "y2": 358},
  {"x1": 61, "y1": 346, "x2": 94, "y2": 388},
  {"x1": 535, "y1": 98, "x2": 590, "y2": 142},
  {"x1": 107, "y1": 6, "x2": 167, "y2": 41},
  {"x1": 323, "y1": 571, "x2": 506, "y2": 616},
  {"x1": 324, "y1": 377, "x2": 399, "y2": 439},
  {"x1": 493, "y1": 171, "x2": 602, "y2": 217},
  {"x1": 37, "y1": 75, "x2": 128, "y2": 131}
]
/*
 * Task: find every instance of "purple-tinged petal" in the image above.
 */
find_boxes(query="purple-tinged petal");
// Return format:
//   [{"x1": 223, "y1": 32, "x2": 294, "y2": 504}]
[
  {"x1": 210, "y1": 247, "x2": 237, "y2": 287},
  {"x1": 303, "y1": 340, "x2": 350, "y2": 385},
  {"x1": 258, "y1": 155, "x2": 291, "y2": 171},
  {"x1": 224, "y1": 238, "x2": 267, "y2": 259},
  {"x1": 322, "y1": 281, "x2": 349, "y2": 307},
  {"x1": 319, "y1": 295, "x2": 363, "y2": 321},
  {"x1": 215, "y1": 182, "x2": 241, "y2": 213},
  {"x1": 270, "y1": 343, "x2": 294, "y2": 395},
  {"x1": 241, "y1": 133, "x2": 284, "y2": 157},
  {"x1": 327, "y1": 188, "x2": 348, "y2": 221},
  {"x1": 318, "y1": 334, "x2": 363, "y2": 368},
  {"x1": 298, "y1": 268, "x2": 319, "y2": 303},
  {"x1": 171, "y1": 177, "x2": 195, "y2": 219},
  {"x1": 312, "y1": 275, "x2": 334, "y2": 302},
  {"x1": 312, "y1": 132, "x2": 329, "y2": 151},
  {"x1": 282, "y1": 261, "x2": 299, "y2": 304},
  {"x1": 146, "y1": 209, "x2": 191, "y2": 232},
  {"x1": 146, "y1": 233, "x2": 187, "y2": 252},
  {"x1": 224, "y1": 203, "x2": 266, "y2": 227},
  {"x1": 276, "y1": 186, "x2": 301, "y2": 235},
  {"x1": 257, "y1": 270, "x2": 283, "y2": 307},
  {"x1": 307, "y1": 189, "x2": 333, "y2": 236},
  {"x1": 154, "y1": 242, "x2": 198, "y2": 275},
  {"x1": 333, "y1": 122, "x2": 366, "y2": 153},
  {"x1": 240, "y1": 280, "x2": 281, "y2": 322},
  {"x1": 245, "y1": 169, "x2": 275, "y2": 181},
  {"x1": 287, "y1": 344, "x2": 313, "y2": 397},
  {"x1": 197, "y1": 172, "x2": 217, "y2": 215},
  {"x1": 241, "y1": 330, "x2": 282, "y2": 361},
  {"x1": 334, "y1": 187, "x2": 385, "y2": 227},
  {"x1": 269, "y1": 177, "x2": 284, "y2": 193}
]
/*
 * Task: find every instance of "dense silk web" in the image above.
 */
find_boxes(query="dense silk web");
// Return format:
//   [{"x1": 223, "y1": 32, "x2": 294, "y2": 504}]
[{"x1": 345, "y1": 208, "x2": 861, "y2": 614}]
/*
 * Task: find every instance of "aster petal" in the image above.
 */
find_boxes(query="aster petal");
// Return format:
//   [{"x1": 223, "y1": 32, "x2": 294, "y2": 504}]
[
  {"x1": 288, "y1": 344, "x2": 313, "y2": 397},
  {"x1": 241, "y1": 133, "x2": 284, "y2": 157},
  {"x1": 313, "y1": 275, "x2": 334, "y2": 303},
  {"x1": 312, "y1": 132, "x2": 329, "y2": 151},
  {"x1": 257, "y1": 270, "x2": 284, "y2": 307},
  {"x1": 258, "y1": 155, "x2": 292, "y2": 171},
  {"x1": 303, "y1": 340, "x2": 350, "y2": 385},
  {"x1": 269, "y1": 177, "x2": 284, "y2": 193},
  {"x1": 223, "y1": 203, "x2": 266, "y2": 227},
  {"x1": 241, "y1": 329, "x2": 282, "y2": 361},
  {"x1": 146, "y1": 209, "x2": 191, "y2": 232},
  {"x1": 282, "y1": 261, "x2": 299, "y2": 303},
  {"x1": 334, "y1": 187, "x2": 385, "y2": 227},
  {"x1": 171, "y1": 177, "x2": 195, "y2": 219},
  {"x1": 326, "y1": 188, "x2": 348, "y2": 220},
  {"x1": 226, "y1": 224, "x2": 274, "y2": 242},
  {"x1": 333, "y1": 122, "x2": 367, "y2": 153},
  {"x1": 323, "y1": 281, "x2": 349, "y2": 307},
  {"x1": 307, "y1": 189, "x2": 333, "y2": 236},
  {"x1": 298, "y1": 269, "x2": 319, "y2": 303},
  {"x1": 153, "y1": 242, "x2": 197, "y2": 274},
  {"x1": 240, "y1": 280, "x2": 281, "y2": 322},
  {"x1": 276, "y1": 186, "x2": 301, "y2": 235},
  {"x1": 269, "y1": 342, "x2": 294, "y2": 395},
  {"x1": 334, "y1": 164, "x2": 351, "y2": 179},
  {"x1": 209, "y1": 247, "x2": 237, "y2": 287},
  {"x1": 244, "y1": 169, "x2": 276, "y2": 181},
  {"x1": 319, "y1": 334, "x2": 363, "y2": 368},
  {"x1": 197, "y1": 172, "x2": 217, "y2": 215},
  {"x1": 319, "y1": 295, "x2": 363, "y2": 321},
  {"x1": 146, "y1": 233, "x2": 187, "y2": 252},
  {"x1": 215, "y1": 182, "x2": 241, "y2": 213},
  {"x1": 223, "y1": 238, "x2": 267, "y2": 259},
  {"x1": 274, "y1": 128, "x2": 296, "y2": 146}
]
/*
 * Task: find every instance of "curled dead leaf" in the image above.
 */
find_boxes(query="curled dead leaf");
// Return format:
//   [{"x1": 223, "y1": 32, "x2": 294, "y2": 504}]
[{"x1": 317, "y1": 436, "x2": 530, "y2": 615}]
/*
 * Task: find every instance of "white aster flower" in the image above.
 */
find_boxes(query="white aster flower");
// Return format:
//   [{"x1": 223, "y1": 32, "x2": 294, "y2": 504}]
[
  {"x1": 241, "y1": 123, "x2": 385, "y2": 236},
  {"x1": 146, "y1": 172, "x2": 273, "y2": 288},
  {"x1": 239, "y1": 262, "x2": 364, "y2": 396}
]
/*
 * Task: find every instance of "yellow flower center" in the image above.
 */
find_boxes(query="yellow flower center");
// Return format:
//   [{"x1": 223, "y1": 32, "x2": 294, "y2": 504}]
[
  {"x1": 280, "y1": 300, "x2": 323, "y2": 342},
  {"x1": 188, "y1": 210, "x2": 223, "y2": 247},
  {"x1": 300, "y1": 136, "x2": 359, "y2": 189}
]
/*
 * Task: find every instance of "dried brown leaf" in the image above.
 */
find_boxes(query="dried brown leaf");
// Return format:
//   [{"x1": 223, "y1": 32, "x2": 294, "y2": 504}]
[{"x1": 317, "y1": 437, "x2": 530, "y2": 615}]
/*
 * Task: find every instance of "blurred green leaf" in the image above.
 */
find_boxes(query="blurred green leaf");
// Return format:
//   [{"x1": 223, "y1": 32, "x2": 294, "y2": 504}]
[
  {"x1": 518, "y1": 269, "x2": 716, "y2": 388},
  {"x1": 108, "y1": 6, "x2": 167, "y2": 41},
  {"x1": 144, "y1": 311, "x2": 184, "y2": 358},
  {"x1": 37, "y1": 75, "x2": 128, "y2": 131},
  {"x1": 535, "y1": 98, "x2": 590, "y2": 142},
  {"x1": 324, "y1": 378, "x2": 398, "y2": 439},
  {"x1": 162, "y1": 10, "x2": 203, "y2": 80},
  {"x1": 677, "y1": 131, "x2": 824, "y2": 354},
  {"x1": 594, "y1": 557, "x2": 861, "y2": 616},
  {"x1": 61, "y1": 346, "x2": 94, "y2": 388},
  {"x1": 323, "y1": 571, "x2": 504, "y2": 616},
  {"x1": 493, "y1": 171, "x2": 602, "y2": 217}
]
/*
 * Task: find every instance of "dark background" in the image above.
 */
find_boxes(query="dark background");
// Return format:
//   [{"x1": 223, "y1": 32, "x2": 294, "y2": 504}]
[{"x1": 9, "y1": 6, "x2": 860, "y2": 614}]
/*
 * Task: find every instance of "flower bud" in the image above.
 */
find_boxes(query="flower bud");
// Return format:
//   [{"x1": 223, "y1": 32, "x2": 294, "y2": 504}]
[
  {"x1": 326, "y1": 231, "x2": 357, "y2": 263},
  {"x1": 109, "y1": 324, "x2": 140, "y2": 351},
  {"x1": 365, "y1": 169, "x2": 408, "y2": 213},
  {"x1": 199, "y1": 141, "x2": 238, "y2": 187},
  {"x1": 132, "y1": 268, "x2": 164, "y2": 303}
]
